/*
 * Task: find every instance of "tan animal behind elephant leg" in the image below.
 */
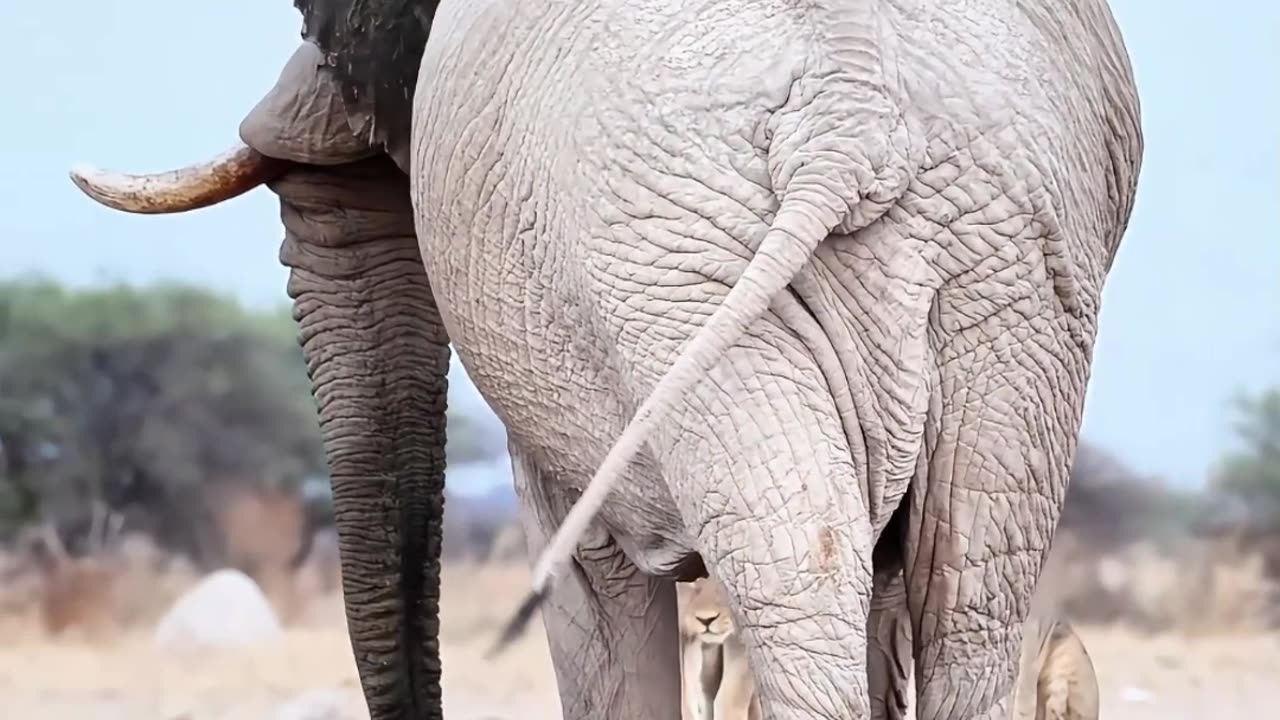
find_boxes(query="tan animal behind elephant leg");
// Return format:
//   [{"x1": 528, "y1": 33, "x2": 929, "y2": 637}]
[
  {"x1": 1010, "y1": 608, "x2": 1099, "y2": 720},
  {"x1": 698, "y1": 643, "x2": 726, "y2": 718},
  {"x1": 679, "y1": 635, "x2": 700, "y2": 720},
  {"x1": 678, "y1": 580, "x2": 720, "y2": 719},
  {"x1": 677, "y1": 577, "x2": 760, "y2": 720},
  {"x1": 1035, "y1": 622, "x2": 1099, "y2": 720},
  {"x1": 714, "y1": 635, "x2": 760, "y2": 720}
]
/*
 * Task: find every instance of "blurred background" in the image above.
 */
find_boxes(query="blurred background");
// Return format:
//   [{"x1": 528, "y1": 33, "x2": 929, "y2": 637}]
[{"x1": 0, "y1": 1, "x2": 1277, "y2": 719}]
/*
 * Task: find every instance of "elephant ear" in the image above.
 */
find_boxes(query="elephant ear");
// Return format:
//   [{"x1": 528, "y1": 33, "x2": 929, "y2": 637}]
[{"x1": 294, "y1": 0, "x2": 438, "y2": 169}]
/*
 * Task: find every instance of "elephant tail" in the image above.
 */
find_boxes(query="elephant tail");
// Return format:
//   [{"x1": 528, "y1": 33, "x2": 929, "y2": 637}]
[{"x1": 489, "y1": 175, "x2": 862, "y2": 656}]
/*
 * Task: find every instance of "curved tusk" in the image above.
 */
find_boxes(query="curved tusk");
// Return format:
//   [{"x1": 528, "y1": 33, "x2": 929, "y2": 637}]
[{"x1": 69, "y1": 143, "x2": 287, "y2": 215}]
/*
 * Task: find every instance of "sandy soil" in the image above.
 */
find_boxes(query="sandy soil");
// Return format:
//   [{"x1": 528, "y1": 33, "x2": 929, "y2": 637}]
[{"x1": 3, "y1": 564, "x2": 1278, "y2": 719}]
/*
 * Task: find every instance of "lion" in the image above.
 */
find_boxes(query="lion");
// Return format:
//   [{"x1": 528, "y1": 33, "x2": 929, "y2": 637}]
[
  {"x1": 676, "y1": 577, "x2": 761, "y2": 720},
  {"x1": 1010, "y1": 607, "x2": 1100, "y2": 720},
  {"x1": 678, "y1": 575, "x2": 1099, "y2": 720}
]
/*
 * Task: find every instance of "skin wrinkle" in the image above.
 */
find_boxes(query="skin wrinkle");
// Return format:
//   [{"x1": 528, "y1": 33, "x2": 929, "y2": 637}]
[
  {"x1": 675, "y1": 346, "x2": 864, "y2": 595},
  {"x1": 601, "y1": 167, "x2": 769, "y2": 270},
  {"x1": 793, "y1": 233, "x2": 933, "y2": 525}
]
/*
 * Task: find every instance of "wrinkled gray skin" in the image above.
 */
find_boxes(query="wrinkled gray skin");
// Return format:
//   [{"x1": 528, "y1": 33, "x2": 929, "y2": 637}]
[
  {"x1": 74, "y1": 0, "x2": 1141, "y2": 718},
  {"x1": 415, "y1": 1, "x2": 1140, "y2": 719}
]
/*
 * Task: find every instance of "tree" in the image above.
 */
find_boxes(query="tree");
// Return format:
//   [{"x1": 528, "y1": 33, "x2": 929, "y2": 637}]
[
  {"x1": 0, "y1": 279, "x2": 324, "y2": 560},
  {"x1": 0, "y1": 278, "x2": 515, "y2": 563},
  {"x1": 1212, "y1": 388, "x2": 1280, "y2": 527}
]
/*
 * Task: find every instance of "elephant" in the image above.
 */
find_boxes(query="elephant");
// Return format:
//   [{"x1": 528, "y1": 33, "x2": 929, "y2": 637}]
[{"x1": 69, "y1": 0, "x2": 1143, "y2": 718}]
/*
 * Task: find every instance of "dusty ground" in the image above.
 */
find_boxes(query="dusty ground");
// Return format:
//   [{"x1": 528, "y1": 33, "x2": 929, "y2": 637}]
[{"x1": 3, "y1": 564, "x2": 1278, "y2": 719}]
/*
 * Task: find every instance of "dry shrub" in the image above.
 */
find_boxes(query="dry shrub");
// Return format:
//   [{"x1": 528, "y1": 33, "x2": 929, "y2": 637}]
[
  {"x1": 209, "y1": 484, "x2": 311, "y2": 621},
  {"x1": 1044, "y1": 530, "x2": 1280, "y2": 633},
  {"x1": 211, "y1": 484, "x2": 308, "y2": 576},
  {"x1": 38, "y1": 556, "x2": 119, "y2": 641},
  {"x1": 0, "y1": 484, "x2": 326, "y2": 638},
  {"x1": 0, "y1": 546, "x2": 43, "y2": 618},
  {"x1": 0, "y1": 525, "x2": 120, "y2": 641},
  {"x1": 0, "y1": 526, "x2": 202, "y2": 641},
  {"x1": 1192, "y1": 548, "x2": 1276, "y2": 632},
  {"x1": 104, "y1": 531, "x2": 200, "y2": 627}
]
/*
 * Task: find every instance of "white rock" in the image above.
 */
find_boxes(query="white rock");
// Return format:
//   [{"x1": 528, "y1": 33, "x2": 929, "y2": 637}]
[
  {"x1": 153, "y1": 568, "x2": 282, "y2": 650},
  {"x1": 1096, "y1": 556, "x2": 1129, "y2": 594},
  {"x1": 1120, "y1": 685, "x2": 1156, "y2": 704},
  {"x1": 273, "y1": 688, "x2": 360, "y2": 720}
]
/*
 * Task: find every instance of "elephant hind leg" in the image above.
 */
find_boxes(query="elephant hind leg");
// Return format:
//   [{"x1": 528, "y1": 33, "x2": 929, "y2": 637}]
[
  {"x1": 905, "y1": 325, "x2": 1081, "y2": 720},
  {"x1": 654, "y1": 335, "x2": 875, "y2": 720},
  {"x1": 509, "y1": 449, "x2": 682, "y2": 720}
]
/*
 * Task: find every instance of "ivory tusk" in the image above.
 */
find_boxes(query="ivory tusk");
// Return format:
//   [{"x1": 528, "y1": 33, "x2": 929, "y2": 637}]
[{"x1": 69, "y1": 143, "x2": 286, "y2": 214}]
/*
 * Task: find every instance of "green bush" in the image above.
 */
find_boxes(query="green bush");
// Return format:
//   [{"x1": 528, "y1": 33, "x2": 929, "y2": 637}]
[{"x1": 0, "y1": 278, "x2": 321, "y2": 559}]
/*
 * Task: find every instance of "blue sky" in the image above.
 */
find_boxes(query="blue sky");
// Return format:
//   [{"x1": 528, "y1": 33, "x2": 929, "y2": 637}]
[{"x1": 1, "y1": 1, "x2": 1276, "y2": 489}]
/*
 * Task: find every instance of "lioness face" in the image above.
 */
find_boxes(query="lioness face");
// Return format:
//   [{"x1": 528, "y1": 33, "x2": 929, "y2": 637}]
[{"x1": 677, "y1": 577, "x2": 736, "y2": 645}]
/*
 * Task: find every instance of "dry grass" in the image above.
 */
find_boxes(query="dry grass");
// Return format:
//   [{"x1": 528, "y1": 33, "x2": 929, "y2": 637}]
[
  {"x1": 2, "y1": 559, "x2": 1279, "y2": 719},
  {"x1": 0, "y1": 564, "x2": 562, "y2": 720}
]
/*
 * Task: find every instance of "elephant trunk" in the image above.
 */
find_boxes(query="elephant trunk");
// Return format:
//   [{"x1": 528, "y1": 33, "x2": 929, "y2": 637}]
[
  {"x1": 275, "y1": 155, "x2": 448, "y2": 720},
  {"x1": 68, "y1": 38, "x2": 450, "y2": 717}
]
